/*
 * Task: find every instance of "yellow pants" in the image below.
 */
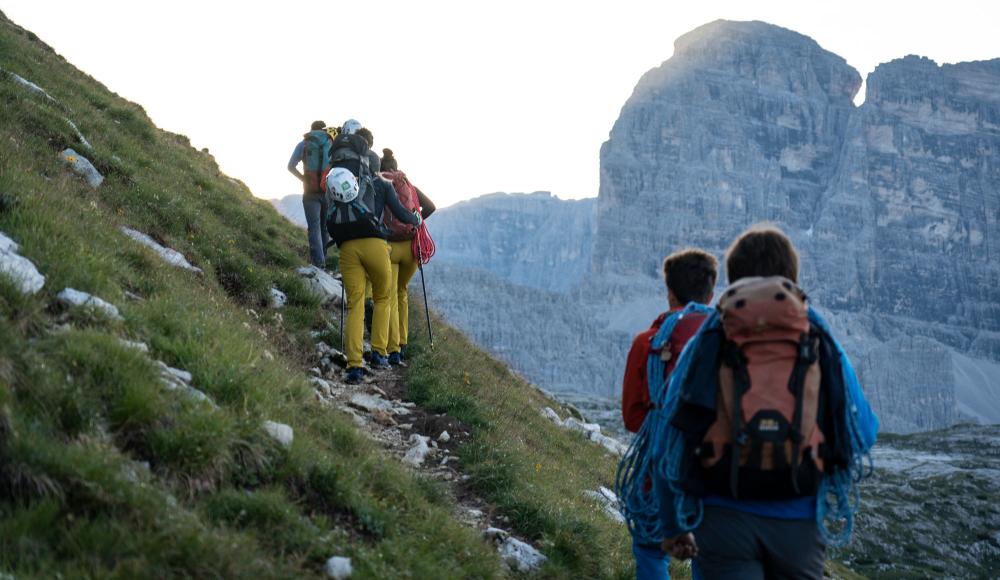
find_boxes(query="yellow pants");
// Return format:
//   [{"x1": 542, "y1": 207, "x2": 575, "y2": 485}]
[
  {"x1": 388, "y1": 239, "x2": 418, "y2": 353},
  {"x1": 339, "y1": 238, "x2": 392, "y2": 368}
]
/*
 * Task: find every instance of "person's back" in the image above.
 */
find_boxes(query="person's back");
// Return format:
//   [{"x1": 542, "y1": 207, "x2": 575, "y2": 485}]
[
  {"x1": 287, "y1": 120, "x2": 330, "y2": 268},
  {"x1": 618, "y1": 248, "x2": 717, "y2": 580},
  {"x1": 324, "y1": 123, "x2": 420, "y2": 384},
  {"x1": 378, "y1": 148, "x2": 436, "y2": 365},
  {"x1": 656, "y1": 225, "x2": 879, "y2": 580}
]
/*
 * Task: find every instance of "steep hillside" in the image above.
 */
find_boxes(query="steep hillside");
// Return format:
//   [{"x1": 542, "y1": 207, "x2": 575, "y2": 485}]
[{"x1": 0, "y1": 13, "x2": 639, "y2": 578}]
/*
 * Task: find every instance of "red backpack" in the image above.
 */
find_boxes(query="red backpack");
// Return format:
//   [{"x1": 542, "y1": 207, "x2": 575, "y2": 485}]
[{"x1": 380, "y1": 170, "x2": 420, "y2": 241}]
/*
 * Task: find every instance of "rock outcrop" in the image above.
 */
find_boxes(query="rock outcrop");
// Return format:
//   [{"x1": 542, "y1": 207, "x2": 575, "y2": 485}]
[
  {"x1": 427, "y1": 20, "x2": 1000, "y2": 434},
  {"x1": 431, "y1": 192, "x2": 596, "y2": 293}
]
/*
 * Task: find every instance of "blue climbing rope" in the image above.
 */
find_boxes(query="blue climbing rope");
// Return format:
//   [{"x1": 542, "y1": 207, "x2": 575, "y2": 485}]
[
  {"x1": 648, "y1": 307, "x2": 877, "y2": 547},
  {"x1": 614, "y1": 303, "x2": 713, "y2": 545}
]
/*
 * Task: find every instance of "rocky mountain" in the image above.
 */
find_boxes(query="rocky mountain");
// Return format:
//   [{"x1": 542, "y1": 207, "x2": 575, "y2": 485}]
[
  {"x1": 270, "y1": 194, "x2": 306, "y2": 228},
  {"x1": 431, "y1": 192, "x2": 596, "y2": 293},
  {"x1": 839, "y1": 424, "x2": 1000, "y2": 577},
  {"x1": 426, "y1": 20, "x2": 1000, "y2": 435}
]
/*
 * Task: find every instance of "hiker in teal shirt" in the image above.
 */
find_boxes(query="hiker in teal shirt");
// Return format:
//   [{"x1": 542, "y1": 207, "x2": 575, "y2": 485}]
[{"x1": 287, "y1": 120, "x2": 330, "y2": 268}]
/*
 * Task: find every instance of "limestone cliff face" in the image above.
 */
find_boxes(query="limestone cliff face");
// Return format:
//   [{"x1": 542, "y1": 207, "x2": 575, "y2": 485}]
[
  {"x1": 431, "y1": 193, "x2": 595, "y2": 293},
  {"x1": 403, "y1": 21, "x2": 1000, "y2": 433},
  {"x1": 595, "y1": 20, "x2": 860, "y2": 279}
]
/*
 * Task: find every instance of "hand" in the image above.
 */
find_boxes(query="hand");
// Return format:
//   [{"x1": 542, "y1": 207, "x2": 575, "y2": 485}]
[{"x1": 662, "y1": 533, "x2": 698, "y2": 560}]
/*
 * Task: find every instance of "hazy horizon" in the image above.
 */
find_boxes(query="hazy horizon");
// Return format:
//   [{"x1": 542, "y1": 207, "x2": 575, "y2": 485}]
[{"x1": 5, "y1": 1, "x2": 999, "y2": 208}]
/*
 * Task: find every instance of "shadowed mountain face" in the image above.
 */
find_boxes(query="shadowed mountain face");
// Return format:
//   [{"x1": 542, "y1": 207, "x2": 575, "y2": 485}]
[
  {"x1": 276, "y1": 21, "x2": 1000, "y2": 434},
  {"x1": 430, "y1": 192, "x2": 596, "y2": 293}
]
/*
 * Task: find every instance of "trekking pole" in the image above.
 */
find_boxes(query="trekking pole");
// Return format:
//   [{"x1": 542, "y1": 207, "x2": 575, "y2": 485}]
[
  {"x1": 339, "y1": 282, "x2": 345, "y2": 349},
  {"x1": 416, "y1": 237, "x2": 434, "y2": 348}
]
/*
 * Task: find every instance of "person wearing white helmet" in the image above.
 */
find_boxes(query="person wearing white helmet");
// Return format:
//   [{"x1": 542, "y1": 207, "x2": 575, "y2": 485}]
[{"x1": 324, "y1": 164, "x2": 422, "y2": 384}]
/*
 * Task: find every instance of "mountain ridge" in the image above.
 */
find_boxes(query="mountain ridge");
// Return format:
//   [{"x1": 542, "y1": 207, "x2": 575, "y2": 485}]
[{"x1": 422, "y1": 20, "x2": 1000, "y2": 435}]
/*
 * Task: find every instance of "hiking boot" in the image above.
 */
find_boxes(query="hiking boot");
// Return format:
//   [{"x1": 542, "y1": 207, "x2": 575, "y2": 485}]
[
  {"x1": 398, "y1": 345, "x2": 407, "y2": 360},
  {"x1": 345, "y1": 367, "x2": 364, "y2": 384},
  {"x1": 388, "y1": 351, "x2": 402, "y2": 366},
  {"x1": 371, "y1": 353, "x2": 391, "y2": 370}
]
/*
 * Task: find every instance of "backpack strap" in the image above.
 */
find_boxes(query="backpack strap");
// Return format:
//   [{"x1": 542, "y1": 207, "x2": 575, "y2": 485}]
[
  {"x1": 787, "y1": 331, "x2": 819, "y2": 493},
  {"x1": 721, "y1": 340, "x2": 750, "y2": 499}
]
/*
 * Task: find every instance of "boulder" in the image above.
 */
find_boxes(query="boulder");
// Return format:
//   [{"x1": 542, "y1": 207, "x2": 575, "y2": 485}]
[
  {"x1": 118, "y1": 339, "x2": 150, "y2": 353},
  {"x1": 323, "y1": 556, "x2": 352, "y2": 579},
  {"x1": 297, "y1": 266, "x2": 343, "y2": 305},
  {"x1": 590, "y1": 431, "x2": 628, "y2": 456},
  {"x1": 540, "y1": 407, "x2": 563, "y2": 425},
  {"x1": 585, "y1": 487, "x2": 626, "y2": 524},
  {"x1": 268, "y1": 287, "x2": 287, "y2": 308},
  {"x1": 0, "y1": 232, "x2": 45, "y2": 295},
  {"x1": 120, "y1": 227, "x2": 202, "y2": 273},
  {"x1": 349, "y1": 393, "x2": 394, "y2": 413},
  {"x1": 6, "y1": 70, "x2": 57, "y2": 103},
  {"x1": 263, "y1": 420, "x2": 294, "y2": 449},
  {"x1": 402, "y1": 434, "x2": 430, "y2": 467},
  {"x1": 63, "y1": 118, "x2": 92, "y2": 149},
  {"x1": 563, "y1": 417, "x2": 601, "y2": 435},
  {"x1": 484, "y1": 528, "x2": 547, "y2": 572},
  {"x1": 0, "y1": 232, "x2": 17, "y2": 254},
  {"x1": 60, "y1": 148, "x2": 103, "y2": 188},
  {"x1": 56, "y1": 288, "x2": 123, "y2": 321}
]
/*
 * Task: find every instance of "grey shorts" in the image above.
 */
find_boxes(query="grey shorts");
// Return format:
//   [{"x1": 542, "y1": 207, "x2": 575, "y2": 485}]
[{"x1": 694, "y1": 505, "x2": 825, "y2": 580}]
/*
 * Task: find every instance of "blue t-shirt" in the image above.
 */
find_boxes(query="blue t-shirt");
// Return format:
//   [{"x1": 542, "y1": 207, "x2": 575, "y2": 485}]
[
  {"x1": 702, "y1": 494, "x2": 815, "y2": 519},
  {"x1": 288, "y1": 141, "x2": 304, "y2": 170}
]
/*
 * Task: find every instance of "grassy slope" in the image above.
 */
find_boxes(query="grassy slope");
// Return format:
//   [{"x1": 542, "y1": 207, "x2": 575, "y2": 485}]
[
  {"x1": 406, "y1": 305, "x2": 695, "y2": 579},
  {"x1": 0, "y1": 12, "x2": 646, "y2": 579},
  {"x1": 0, "y1": 11, "x2": 506, "y2": 579}
]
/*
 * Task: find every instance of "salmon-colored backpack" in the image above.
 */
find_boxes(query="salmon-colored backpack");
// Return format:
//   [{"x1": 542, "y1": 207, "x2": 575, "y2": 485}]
[
  {"x1": 380, "y1": 170, "x2": 420, "y2": 242},
  {"x1": 671, "y1": 276, "x2": 849, "y2": 500}
]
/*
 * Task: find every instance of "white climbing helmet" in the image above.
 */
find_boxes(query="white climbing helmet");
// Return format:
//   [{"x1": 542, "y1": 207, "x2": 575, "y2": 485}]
[
  {"x1": 341, "y1": 119, "x2": 362, "y2": 135},
  {"x1": 325, "y1": 167, "x2": 359, "y2": 203}
]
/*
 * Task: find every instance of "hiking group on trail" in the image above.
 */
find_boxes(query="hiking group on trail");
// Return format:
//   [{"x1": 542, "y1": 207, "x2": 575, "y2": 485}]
[
  {"x1": 286, "y1": 120, "x2": 879, "y2": 580},
  {"x1": 615, "y1": 227, "x2": 879, "y2": 580},
  {"x1": 288, "y1": 119, "x2": 436, "y2": 385}
]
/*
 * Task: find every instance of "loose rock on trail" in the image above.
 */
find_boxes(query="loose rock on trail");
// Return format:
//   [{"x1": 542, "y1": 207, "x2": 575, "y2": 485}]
[{"x1": 307, "y1": 336, "x2": 548, "y2": 572}]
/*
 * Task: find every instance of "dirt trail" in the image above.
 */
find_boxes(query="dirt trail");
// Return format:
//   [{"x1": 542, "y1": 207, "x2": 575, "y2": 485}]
[{"x1": 307, "y1": 345, "x2": 511, "y2": 532}]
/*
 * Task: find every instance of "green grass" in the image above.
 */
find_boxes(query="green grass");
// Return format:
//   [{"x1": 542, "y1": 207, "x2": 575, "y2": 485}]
[
  {"x1": 0, "y1": 9, "x2": 682, "y2": 578},
  {"x1": 0, "y1": 13, "x2": 505, "y2": 578},
  {"x1": 406, "y1": 305, "x2": 694, "y2": 579}
]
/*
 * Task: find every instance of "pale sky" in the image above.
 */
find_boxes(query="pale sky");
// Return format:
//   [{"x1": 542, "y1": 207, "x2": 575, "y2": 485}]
[{"x1": 4, "y1": 1, "x2": 999, "y2": 207}]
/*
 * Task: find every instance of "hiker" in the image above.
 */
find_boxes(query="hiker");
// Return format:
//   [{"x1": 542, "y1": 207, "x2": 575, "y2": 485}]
[
  {"x1": 379, "y1": 147, "x2": 436, "y2": 365},
  {"x1": 653, "y1": 225, "x2": 879, "y2": 579},
  {"x1": 287, "y1": 120, "x2": 331, "y2": 268},
  {"x1": 356, "y1": 127, "x2": 380, "y2": 339},
  {"x1": 324, "y1": 121, "x2": 421, "y2": 384},
  {"x1": 620, "y1": 249, "x2": 717, "y2": 579},
  {"x1": 356, "y1": 127, "x2": 382, "y2": 174}
]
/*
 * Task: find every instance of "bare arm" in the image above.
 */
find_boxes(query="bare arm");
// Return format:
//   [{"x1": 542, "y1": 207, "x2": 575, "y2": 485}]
[
  {"x1": 415, "y1": 187, "x2": 436, "y2": 219},
  {"x1": 287, "y1": 141, "x2": 305, "y2": 182}
]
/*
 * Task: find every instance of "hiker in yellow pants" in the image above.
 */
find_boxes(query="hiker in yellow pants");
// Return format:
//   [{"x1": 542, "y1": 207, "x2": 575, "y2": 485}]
[
  {"x1": 388, "y1": 240, "x2": 418, "y2": 357},
  {"x1": 380, "y1": 148, "x2": 436, "y2": 365},
  {"x1": 340, "y1": 238, "x2": 392, "y2": 370},
  {"x1": 324, "y1": 162, "x2": 420, "y2": 384}
]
